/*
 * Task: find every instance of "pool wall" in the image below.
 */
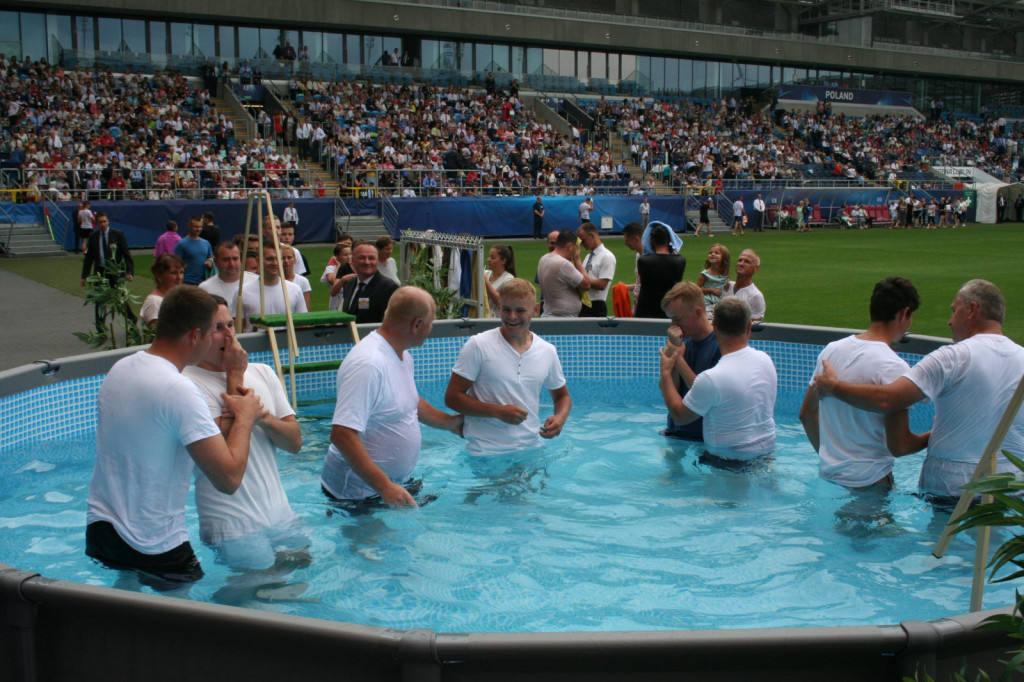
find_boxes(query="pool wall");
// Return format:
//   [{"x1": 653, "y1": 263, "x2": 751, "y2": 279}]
[{"x1": 1, "y1": 319, "x2": 1016, "y2": 681}]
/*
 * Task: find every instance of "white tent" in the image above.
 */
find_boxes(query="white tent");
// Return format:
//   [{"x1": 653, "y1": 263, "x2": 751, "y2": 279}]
[{"x1": 974, "y1": 182, "x2": 1024, "y2": 224}]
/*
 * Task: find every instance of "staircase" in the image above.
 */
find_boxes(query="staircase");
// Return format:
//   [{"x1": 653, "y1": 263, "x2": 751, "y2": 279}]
[
  {"x1": 1, "y1": 222, "x2": 66, "y2": 256},
  {"x1": 209, "y1": 96, "x2": 341, "y2": 197},
  {"x1": 336, "y1": 214, "x2": 387, "y2": 240},
  {"x1": 684, "y1": 209, "x2": 731, "y2": 235},
  {"x1": 607, "y1": 135, "x2": 676, "y2": 195}
]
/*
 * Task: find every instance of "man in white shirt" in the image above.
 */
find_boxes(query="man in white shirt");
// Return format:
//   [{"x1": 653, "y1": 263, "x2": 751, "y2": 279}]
[
  {"x1": 576, "y1": 221, "x2": 616, "y2": 317},
  {"x1": 659, "y1": 297, "x2": 777, "y2": 462},
  {"x1": 752, "y1": 194, "x2": 766, "y2": 232},
  {"x1": 242, "y1": 244, "x2": 308, "y2": 318},
  {"x1": 731, "y1": 197, "x2": 746, "y2": 236},
  {"x1": 322, "y1": 287, "x2": 463, "y2": 506},
  {"x1": 445, "y1": 278, "x2": 571, "y2": 456},
  {"x1": 723, "y1": 249, "x2": 765, "y2": 323},
  {"x1": 183, "y1": 298, "x2": 304, "y2": 569},
  {"x1": 537, "y1": 229, "x2": 590, "y2": 317},
  {"x1": 800, "y1": 277, "x2": 926, "y2": 489},
  {"x1": 814, "y1": 279, "x2": 1024, "y2": 500},
  {"x1": 200, "y1": 241, "x2": 259, "y2": 331}
]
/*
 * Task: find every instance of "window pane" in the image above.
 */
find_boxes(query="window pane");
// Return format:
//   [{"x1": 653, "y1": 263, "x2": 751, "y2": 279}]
[
  {"x1": 97, "y1": 17, "x2": 121, "y2": 52},
  {"x1": 170, "y1": 22, "x2": 191, "y2": 56},
  {"x1": 608, "y1": 53, "x2": 619, "y2": 82},
  {"x1": 301, "y1": 31, "x2": 322, "y2": 62},
  {"x1": 323, "y1": 32, "x2": 343, "y2": 63},
  {"x1": 475, "y1": 43, "x2": 491, "y2": 72},
  {"x1": 363, "y1": 35, "x2": 382, "y2": 65},
  {"x1": 492, "y1": 44, "x2": 509, "y2": 72},
  {"x1": 665, "y1": 58, "x2": 678, "y2": 94},
  {"x1": 123, "y1": 19, "x2": 146, "y2": 53},
  {"x1": 76, "y1": 16, "x2": 96, "y2": 55},
  {"x1": 679, "y1": 59, "x2": 692, "y2": 96},
  {"x1": 20, "y1": 12, "x2": 46, "y2": 61},
  {"x1": 526, "y1": 47, "x2": 542, "y2": 75},
  {"x1": 237, "y1": 27, "x2": 257, "y2": 59},
  {"x1": 0, "y1": 11, "x2": 19, "y2": 44},
  {"x1": 590, "y1": 51, "x2": 606, "y2": 80},
  {"x1": 511, "y1": 46, "x2": 524, "y2": 74},
  {"x1": 620, "y1": 54, "x2": 636, "y2": 81},
  {"x1": 259, "y1": 27, "x2": 279, "y2": 58},
  {"x1": 345, "y1": 34, "x2": 360, "y2": 66},
  {"x1": 440, "y1": 41, "x2": 460, "y2": 69},
  {"x1": 651, "y1": 56, "x2": 665, "y2": 93},
  {"x1": 193, "y1": 23, "x2": 215, "y2": 58},
  {"x1": 46, "y1": 14, "x2": 72, "y2": 64},
  {"x1": 218, "y1": 26, "x2": 235, "y2": 60}
]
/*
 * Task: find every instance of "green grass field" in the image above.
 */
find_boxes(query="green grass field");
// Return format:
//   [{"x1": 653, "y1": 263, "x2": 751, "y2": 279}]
[{"x1": 2, "y1": 224, "x2": 1021, "y2": 341}]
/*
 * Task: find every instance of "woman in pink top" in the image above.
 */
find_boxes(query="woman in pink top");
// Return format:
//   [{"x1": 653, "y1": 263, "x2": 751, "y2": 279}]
[{"x1": 153, "y1": 220, "x2": 181, "y2": 258}]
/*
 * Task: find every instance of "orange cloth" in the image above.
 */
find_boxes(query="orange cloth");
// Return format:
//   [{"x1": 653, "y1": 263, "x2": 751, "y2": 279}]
[{"x1": 612, "y1": 282, "x2": 634, "y2": 318}]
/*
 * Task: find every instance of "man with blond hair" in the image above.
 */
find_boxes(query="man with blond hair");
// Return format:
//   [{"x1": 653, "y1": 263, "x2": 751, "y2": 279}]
[
  {"x1": 659, "y1": 281, "x2": 721, "y2": 441},
  {"x1": 445, "y1": 278, "x2": 571, "y2": 455}
]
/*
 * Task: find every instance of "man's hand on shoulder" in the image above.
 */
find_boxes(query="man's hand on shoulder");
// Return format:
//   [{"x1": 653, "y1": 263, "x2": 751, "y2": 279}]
[{"x1": 812, "y1": 360, "x2": 838, "y2": 398}]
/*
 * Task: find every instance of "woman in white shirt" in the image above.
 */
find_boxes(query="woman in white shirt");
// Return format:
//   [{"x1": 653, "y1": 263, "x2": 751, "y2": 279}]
[{"x1": 484, "y1": 244, "x2": 516, "y2": 317}]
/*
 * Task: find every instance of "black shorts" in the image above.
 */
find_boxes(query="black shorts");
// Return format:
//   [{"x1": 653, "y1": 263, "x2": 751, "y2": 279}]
[{"x1": 86, "y1": 521, "x2": 203, "y2": 588}]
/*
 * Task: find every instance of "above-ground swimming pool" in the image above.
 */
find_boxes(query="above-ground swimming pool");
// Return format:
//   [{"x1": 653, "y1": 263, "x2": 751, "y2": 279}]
[{"x1": 0, "y1": 319, "x2": 1018, "y2": 681}]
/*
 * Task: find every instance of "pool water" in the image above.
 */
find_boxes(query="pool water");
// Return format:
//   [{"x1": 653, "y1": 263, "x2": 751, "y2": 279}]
[{"x1": 0, "y1": 377, "x2": 1014, "y2": 633}]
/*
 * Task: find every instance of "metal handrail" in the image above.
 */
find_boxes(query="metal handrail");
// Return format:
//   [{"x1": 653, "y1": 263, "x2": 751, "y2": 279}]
[
  {"x1": 381, "y1": 193, "x2": 399, "y2": 237},
  {"x1": 333, "y1": 194, "x2": 352, "y2": 238}
]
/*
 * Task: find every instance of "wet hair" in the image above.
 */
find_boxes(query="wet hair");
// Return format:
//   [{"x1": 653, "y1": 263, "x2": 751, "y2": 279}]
[
  {"x1": 713, "y1": 297, "x2": 751, "y2": 336},
  {"x1": 555, "y1": 229, "x2": 576, "y2": 248},
  {"x1": 498, "y1": 277, "x2": 535, "y2": 302},
  {"x1": 956, "y1": 279, "x2": 1005, "y2": 323},
  {"x1": 704, "y1": 243, "x2": 731, "y2": 273},
  {"x1": 151, "y1": 253, "x2": 185, "y2": 278},
  {"x1": 490, "y1": 244, "x2": 516, "y2": 277},
  {"x1": 661, "y1": 281, "x2": 704, "y2": 312},
  {"x1": 869, "y1": 277, "x2": 920, "y2": 323},
  {"x1": 154, "y1": 285, "x2": 217, "y2": 340}
]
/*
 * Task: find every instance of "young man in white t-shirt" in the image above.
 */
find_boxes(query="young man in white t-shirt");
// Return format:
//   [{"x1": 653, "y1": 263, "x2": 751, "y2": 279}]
[
  {"x1": 184, "y1": 298, "x2": 304, "y2": 569},
  {"x1": 800, "y1": 277, "x2": 926, "y2": 489},
  {"x1": 445, "y1": 278, "x2": 572, "y2": 455}
]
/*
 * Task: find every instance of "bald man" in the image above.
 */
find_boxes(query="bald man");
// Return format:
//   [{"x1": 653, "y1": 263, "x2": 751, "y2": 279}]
[{"x1": 322, "y1": 287, "x2": 463, "y2": 507}]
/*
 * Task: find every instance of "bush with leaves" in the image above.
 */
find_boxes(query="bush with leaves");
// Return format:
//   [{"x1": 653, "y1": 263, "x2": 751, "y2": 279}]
[{"x1": 74, "y1": 263, "x2": 151, "y2": 349}]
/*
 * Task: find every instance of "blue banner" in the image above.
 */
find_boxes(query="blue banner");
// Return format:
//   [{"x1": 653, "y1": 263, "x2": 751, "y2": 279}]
[{"x1": 777, "y1": 85, "x2": 913, "y2": 108}]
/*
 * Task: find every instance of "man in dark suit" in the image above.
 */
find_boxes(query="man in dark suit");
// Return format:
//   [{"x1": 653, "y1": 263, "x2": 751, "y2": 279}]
[
  {"x1": 341, "y1": 242, "x2": 399, "y2": 324},
  {"x1": 81, "y1": 211, "x2": 136, "y2": 326},
  {"x1": 81, "y1": 212, "x2": 134, "y2": 287}
]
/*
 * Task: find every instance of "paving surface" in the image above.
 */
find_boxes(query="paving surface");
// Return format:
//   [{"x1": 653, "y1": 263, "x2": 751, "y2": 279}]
[{"x1": 0, "y1": 267, "x2": 97, "y2": 371}]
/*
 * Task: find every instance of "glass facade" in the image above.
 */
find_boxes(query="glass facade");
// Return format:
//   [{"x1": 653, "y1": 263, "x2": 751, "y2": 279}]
[{"x1": 0, "y1": 9, "x2": 1011, "y2": 114}]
